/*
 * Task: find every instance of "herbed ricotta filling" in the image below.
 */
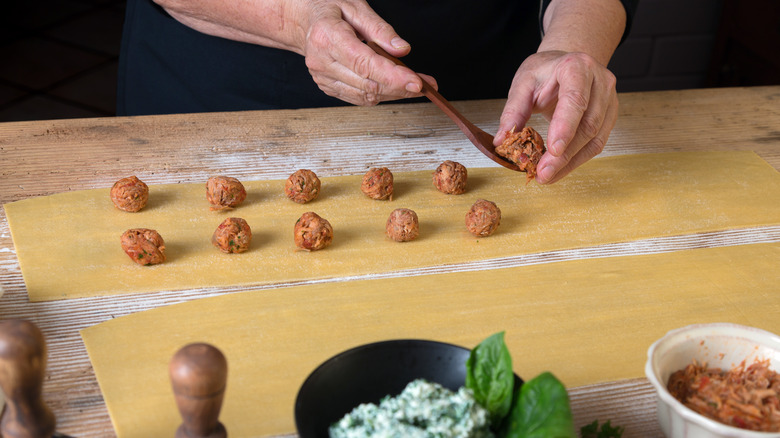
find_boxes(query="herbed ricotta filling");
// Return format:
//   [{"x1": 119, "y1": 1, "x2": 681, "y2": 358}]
[{"x1": 329, "y1": 379, "x2": 494, "y2": 438}]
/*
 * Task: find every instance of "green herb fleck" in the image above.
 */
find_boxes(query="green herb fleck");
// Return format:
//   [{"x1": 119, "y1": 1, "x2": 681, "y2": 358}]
[{"x1": 580, "y1": 420, "x2": 624, "y2": 438}]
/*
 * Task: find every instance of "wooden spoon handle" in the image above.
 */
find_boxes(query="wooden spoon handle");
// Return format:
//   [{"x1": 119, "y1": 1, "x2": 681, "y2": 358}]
[
  {"x1": 170, "y1": 343, "x2": 228, "y2": 438},
  {"x1": 0, "y1": 320, "x2": 57, "y2": 438},
  {"x1": 367, "y1": 42, "x2": 484, "y2": 136},
  {"x1": 367, "y1": 42, "x2": 520, "y2": 171}
]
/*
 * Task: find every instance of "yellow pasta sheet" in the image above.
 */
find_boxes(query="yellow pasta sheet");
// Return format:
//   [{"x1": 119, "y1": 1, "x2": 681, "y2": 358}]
[
  {"x1": 6, "y1": 151, "x2": 780, "y2": 302},
  {"x1": 81, "y1": 242, "x2": 780, "y2": 438}
]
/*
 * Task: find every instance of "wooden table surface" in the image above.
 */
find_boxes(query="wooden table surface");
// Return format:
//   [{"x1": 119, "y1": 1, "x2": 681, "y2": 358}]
[{"x1": 1, "y1": 86, "x2": 779, "y2": 437}]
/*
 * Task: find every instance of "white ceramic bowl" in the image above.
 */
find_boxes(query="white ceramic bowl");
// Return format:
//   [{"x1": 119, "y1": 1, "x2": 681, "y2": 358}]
[{"x1": 645, "y1": 323, "x2": 780, "y2": 438}]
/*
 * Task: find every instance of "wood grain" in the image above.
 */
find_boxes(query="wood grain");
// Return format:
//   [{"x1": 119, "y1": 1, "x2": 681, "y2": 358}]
[{"x1": 1, "y1": 86, "x2": 779, "y2": 437}]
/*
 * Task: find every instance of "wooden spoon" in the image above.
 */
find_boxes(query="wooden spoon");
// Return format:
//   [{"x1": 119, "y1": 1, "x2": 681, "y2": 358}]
[{"x1": 368, "y1": 42, "x2": 521, "y2": 171}]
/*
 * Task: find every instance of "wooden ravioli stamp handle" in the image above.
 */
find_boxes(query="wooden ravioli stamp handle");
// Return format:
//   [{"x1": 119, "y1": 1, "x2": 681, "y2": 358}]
[
  {"x1": 0, "y1": 320, "x2": 56, "y2": 438},
  {"x1": 170, "y1": 343, "x2": 228, "y2": 438}
]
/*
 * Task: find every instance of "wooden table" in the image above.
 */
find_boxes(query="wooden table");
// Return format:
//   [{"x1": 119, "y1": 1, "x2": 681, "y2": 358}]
[{"x1": 1, "y1": 86, "x2": 779, "y2": 437}]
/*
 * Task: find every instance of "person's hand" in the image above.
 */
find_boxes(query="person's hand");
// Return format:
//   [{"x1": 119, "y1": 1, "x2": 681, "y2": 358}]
[
  {"x1": 301, "y1": 0, "x2": 437, "y2": 106},
  {"x1": 156, "y1": 0, "x2": 437, "y2": 106},
  {"x1": 495, "y1": 50, "x2": 618, "y2": 184}
]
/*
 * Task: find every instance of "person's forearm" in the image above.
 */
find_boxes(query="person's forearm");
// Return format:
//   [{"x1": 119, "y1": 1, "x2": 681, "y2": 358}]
[
  {"x1": 153, "y1": 0, "x2": 308, "y2": 54},
  {"x1": 539, "y1": 0, "x2": 626, "y2": 66}
]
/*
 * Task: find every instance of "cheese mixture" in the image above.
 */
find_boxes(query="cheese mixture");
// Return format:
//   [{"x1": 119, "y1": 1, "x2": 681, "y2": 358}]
[{"x1": 329, "y1": 379, "x2": 494, "y2": 438}]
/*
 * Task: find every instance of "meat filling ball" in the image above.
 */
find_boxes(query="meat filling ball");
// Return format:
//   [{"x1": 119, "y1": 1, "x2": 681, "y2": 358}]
[
  {"x1": 495, "y1": 126, "x2": 546, "y2": 181},
  {"x1": 206, "y1": 176, "x2": 247, "y2": 210},
  {"x1": 285, "y1": 169, "x2": 321, "y2": 204},
  {"x1": 110, "y1": 176, "x2": 148, "y2": 212},
  {"x1": 433, "y1": 161, "x2": 468, "y2": 195},
  {"x1": 120, "y1": 228, "x2": 165, "y2": 265},
  {"x1": 361, "y1": 167, "x2": 394, "y2": 200},
  {"x1": 294, "y1": 212, "x2": 333, "y2": 251},
  {"x1": 386, "y1": 208, "x2": 419, "y2": 242},
  {"x1": 212, "y1": 217, "x2": 252, "y2": 253},
  {"x1": 465, "y1": 199, "x2": 501, "y2": 237}
]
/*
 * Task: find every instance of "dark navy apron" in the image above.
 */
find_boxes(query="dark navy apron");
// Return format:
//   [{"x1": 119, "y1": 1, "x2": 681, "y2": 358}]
[{"x1": 117, "y1": 0, "x2": 633, "y2": 115}]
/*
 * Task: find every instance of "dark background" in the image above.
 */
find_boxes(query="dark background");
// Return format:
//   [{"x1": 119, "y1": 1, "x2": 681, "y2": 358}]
[{"x1": 0, "y1": 0, "x2": 778, "y2": 122}]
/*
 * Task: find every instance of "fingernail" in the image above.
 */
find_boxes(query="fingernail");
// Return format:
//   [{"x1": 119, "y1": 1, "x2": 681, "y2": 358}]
[
  {"x1": 406, "y1": 82, "x2": 421, "y2": 93},
  {"x1": 551, "y1": 139, "x2": 566, "y2": 155},
  {"x1": 391, "y1": 37, "x2": 410, "y2": 49},
  {"x1": 538, "y1": 165, "x2": 555, "y2": 183}
]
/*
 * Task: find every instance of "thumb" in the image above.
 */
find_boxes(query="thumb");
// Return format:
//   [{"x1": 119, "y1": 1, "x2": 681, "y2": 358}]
[{"x1": 341, "y1": 2, "x2": 411, "y2": 57}]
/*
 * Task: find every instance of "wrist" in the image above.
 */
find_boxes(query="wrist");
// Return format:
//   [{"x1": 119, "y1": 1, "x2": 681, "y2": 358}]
[{"x1": 539, "y1": 0, "x2": 625, "y2": 66}]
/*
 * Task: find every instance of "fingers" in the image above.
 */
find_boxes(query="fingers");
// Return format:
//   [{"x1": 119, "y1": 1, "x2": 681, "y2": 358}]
[
  {"x1": 537, "y1": 91, "x2": 617, "y2": 184},
  {"x1": 341, "y1": 2, "x2": 411, "y2": 58},
  {"x1": 498, "y1": 51, "x2": 618, "y2": 184},
  {"x1": 494, "y1": 51, "x2": 561, "y2": 145},
  {"x1": 546, "y1": 53, "x2": 613, "y2": 159},
  {"x1": 536, "y1": 54, "x2": 617, "y2": 183},
  {"x1": 307, "y1": 47, "x2": 424, "y2": 105},
  {"x1": 545, "y1": 58, "x2": 593, "y2": 157},
  {"x1": 303, "y1": 1, "x2": 428, "y2": 106}
]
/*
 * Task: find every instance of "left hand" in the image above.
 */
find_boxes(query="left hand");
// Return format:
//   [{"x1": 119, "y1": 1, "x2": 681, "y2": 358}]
[{"x1": 495, "y1": 50, "x2": 618, "y2": 184}]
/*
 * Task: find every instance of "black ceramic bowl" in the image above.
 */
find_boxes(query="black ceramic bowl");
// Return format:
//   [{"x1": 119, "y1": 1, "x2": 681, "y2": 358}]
[{"x1": 294, "y1": 339, "x2": 518, "y2": 438}]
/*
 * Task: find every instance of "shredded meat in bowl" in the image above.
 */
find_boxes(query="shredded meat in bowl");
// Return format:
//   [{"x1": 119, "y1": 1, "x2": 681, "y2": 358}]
[{"x1": 667, "y1": 359, "x2": 780, "y2": 432}]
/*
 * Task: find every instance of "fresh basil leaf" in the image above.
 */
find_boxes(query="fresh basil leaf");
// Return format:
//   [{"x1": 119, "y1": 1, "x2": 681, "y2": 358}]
[
  {"x1": 466, "y1": 331, "x2": 514, "y2": 426},
  {"x1": 503, "y1": 372, "x2": 575, "y2": 438}
]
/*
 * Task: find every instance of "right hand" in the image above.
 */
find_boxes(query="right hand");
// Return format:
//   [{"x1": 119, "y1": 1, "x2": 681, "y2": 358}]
[
  {"x1": 495, "y1": 51, "x2": 618, "y2": 184},
  {"x1": 300, "y1": 0, "x2": 438, "y2": 106}
]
